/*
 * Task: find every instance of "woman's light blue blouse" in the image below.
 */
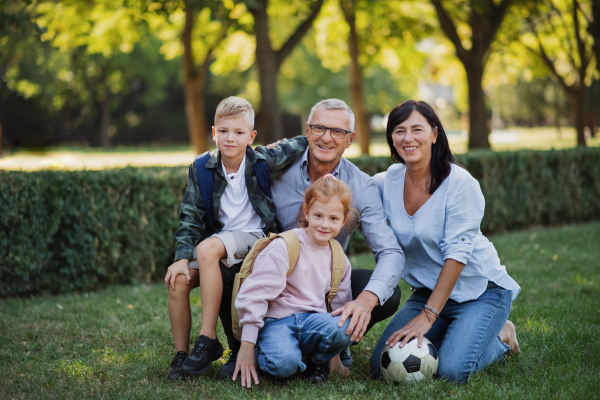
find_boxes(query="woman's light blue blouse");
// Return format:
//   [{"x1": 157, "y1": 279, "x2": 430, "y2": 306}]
[{"x1": 373, "y1": 163, "x2": 520, "y2": 303}]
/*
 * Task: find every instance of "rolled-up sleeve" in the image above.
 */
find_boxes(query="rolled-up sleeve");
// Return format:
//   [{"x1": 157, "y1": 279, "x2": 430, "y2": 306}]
[
  {"x1": 439, "y1": 172, "x2": 485, "y2": 264},
  {"x1": 357, "y1": 177, "x2": 404, "y2": 304}
]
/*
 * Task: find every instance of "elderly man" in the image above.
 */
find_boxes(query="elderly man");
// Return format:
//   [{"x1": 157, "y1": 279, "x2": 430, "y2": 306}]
[{"x1": 219, "y1": 98, "x2": 404, "y2": 378}]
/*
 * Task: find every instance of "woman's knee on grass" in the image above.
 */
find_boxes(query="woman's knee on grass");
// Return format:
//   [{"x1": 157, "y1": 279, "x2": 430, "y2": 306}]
[
  {"x1": 436, "y1": 357, "x2": 475, "y2": 383},
  {"x1": 196, "y1": 238, "x2": 226, "y2": 267}
]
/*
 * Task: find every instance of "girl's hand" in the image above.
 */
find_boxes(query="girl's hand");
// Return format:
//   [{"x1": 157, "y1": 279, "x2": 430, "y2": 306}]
[
  {"x1": 385, "y1": 311, "x2": 434, "y2": 349},
  {"x1": 233, "y1": 342, "x2": 259, "y2": 388}
]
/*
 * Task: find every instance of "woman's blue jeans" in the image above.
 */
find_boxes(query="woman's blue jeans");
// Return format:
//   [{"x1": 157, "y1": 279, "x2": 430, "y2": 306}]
[
  {"x1": 370, "y1": 282, "x2": 512, "y2": 383},
  {"x1": 256, "y1": 312, "x2": 353, "y2": 378}
]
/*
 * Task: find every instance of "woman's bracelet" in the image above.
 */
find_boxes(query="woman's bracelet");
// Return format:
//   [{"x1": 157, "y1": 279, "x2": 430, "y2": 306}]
[
  {"x1": 423, "y1": 305, "x2": 440, "y2": 318},
  {"x1": 423, "y1": 309, "x2": 438, "y2": 320}
]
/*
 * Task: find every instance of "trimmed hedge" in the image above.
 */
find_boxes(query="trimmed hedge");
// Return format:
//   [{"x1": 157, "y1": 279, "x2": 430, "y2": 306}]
[
  {"x1": 2, "y1": 147, "x2": 599, "y2": 297},
  {"x1": 0, "y1": 167, "x2": 186, "y2": 298}
]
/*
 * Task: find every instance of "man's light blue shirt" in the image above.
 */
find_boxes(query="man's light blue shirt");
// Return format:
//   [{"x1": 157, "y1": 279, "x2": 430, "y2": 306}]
[{"x1": 271, "y1": 149, "x2": 405, "y2": 304}]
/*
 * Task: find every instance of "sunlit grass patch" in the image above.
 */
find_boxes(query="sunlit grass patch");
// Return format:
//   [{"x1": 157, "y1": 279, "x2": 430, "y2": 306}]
[{"x1": 524, "y1": 317, "x2": 554, "y2": 334}]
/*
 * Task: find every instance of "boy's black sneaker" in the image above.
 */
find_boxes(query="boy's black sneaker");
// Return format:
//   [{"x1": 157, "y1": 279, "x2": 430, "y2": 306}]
[
  {"x1": 304, "y1": 358, "x2": 330, "y2": 385},
  {"x1": 166, "y1": 351, "x2": 189, "y2": 381},
  {"x1": 181, "y1": 335, "x2": 224, "y2": 375},
  {"x1": 219, "y1": 348, "x2": 238, "y2": 378}
]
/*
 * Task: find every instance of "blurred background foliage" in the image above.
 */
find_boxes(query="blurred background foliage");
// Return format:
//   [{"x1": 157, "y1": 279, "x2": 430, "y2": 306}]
[{"x1": 1, "y1": 0, "x2": 599, "y2": 153}]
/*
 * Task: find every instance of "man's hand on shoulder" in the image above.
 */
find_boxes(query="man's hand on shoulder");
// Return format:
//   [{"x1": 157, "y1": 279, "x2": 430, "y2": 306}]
[
  {"x1": 331, "y1": 291, "x2": 379, "y2": 342},
  {"x1": 265, "y1": 140, "x2": 282, "y2": 149}
]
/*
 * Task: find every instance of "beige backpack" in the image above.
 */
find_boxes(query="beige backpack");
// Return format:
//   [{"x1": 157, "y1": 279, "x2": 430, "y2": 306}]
[{"x1": 231, "y1": 230, "x2": 346, "y2": 341}]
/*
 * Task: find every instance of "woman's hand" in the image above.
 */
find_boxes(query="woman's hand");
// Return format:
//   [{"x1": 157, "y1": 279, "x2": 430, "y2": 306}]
[
  {"x1": 232, "y1": 342, "x2": 259, "y2": 388},
  {"x1": 385, "y1": 311, "x2": 434, "y2": 349}
]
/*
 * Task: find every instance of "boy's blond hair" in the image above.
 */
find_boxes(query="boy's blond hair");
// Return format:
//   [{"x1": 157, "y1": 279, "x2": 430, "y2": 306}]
[{"x1": 215, "y1": 96, "x2": 255, "y2": 127}]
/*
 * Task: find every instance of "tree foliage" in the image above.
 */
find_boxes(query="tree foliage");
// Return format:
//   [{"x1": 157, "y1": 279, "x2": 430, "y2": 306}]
[{"x1": 522, "y1": 0, "x2": 597, "y2": 146}]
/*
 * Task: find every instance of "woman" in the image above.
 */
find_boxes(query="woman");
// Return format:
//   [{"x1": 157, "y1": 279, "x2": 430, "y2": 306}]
[{"x1": 370, "y1": 100, "x2": 520, "y2": 383}]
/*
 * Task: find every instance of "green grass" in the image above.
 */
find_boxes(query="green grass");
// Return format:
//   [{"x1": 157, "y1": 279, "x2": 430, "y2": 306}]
[{"x1": 1, "y1": 222, "x2": 599, "y2": 399}]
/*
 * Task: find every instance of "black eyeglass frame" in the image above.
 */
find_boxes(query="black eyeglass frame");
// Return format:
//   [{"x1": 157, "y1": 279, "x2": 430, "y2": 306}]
[{"x1": 308, "y1": 124, "x2": 353, "y2": 139}]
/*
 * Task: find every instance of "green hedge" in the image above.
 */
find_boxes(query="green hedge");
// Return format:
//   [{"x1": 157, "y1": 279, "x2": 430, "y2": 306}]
[
  {"x1": 2, "y1": 147, "x2": 599, "y2": 297},
  {"x1": 0, "y1": 168, "x2": 186, "y2": 298}
]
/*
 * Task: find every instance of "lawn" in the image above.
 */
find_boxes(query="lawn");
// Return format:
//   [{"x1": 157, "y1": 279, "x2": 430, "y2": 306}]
[{"x1": 1, "y1": 222, "x2": 599, "y2": 399}]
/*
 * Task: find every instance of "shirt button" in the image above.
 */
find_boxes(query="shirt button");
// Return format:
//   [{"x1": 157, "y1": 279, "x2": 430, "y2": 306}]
[{"x1": 461, "y1": 238, "x2": 465, "y2": 241}]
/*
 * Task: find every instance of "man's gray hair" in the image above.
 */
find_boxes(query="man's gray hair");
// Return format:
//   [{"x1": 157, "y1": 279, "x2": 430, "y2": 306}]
[{"x1": 307, "y1": 99, "x2": 355, "y2": 132}]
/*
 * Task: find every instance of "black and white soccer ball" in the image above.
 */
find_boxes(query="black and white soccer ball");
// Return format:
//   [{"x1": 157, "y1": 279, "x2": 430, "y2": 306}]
[{"x1": 380, "y1": 337, "x2": 439, "y2": 383}]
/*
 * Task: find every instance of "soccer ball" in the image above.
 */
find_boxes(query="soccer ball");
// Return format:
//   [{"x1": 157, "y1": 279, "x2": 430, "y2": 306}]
[{"x1": 380, "y1": 337, "x2": 439, "y2": 383}]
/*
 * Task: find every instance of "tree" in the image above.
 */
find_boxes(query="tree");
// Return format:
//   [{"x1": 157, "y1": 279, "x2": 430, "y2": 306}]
[
  {"x1": 33, "y1": 0, "x2": 150, "y2": 146},
  {"x1": 523, "y1": 0, "x2": 596, "y2": 146},
  {"x1": 587, "y1": 0, "x2": 600, "y2": 74},
  {"x1": 246, "y1": 0, "x2": 324, "y2": 143},
  {"x1": 146, "y1": 0, "x2": 254, "y2": 153},
  {"x1": 430, "y1": 0, "x2": 513, "y2": 149},
  {"x1": 181, "y1": 2, "x2": 229, "y2": 154},
  {"x1": 313, "y1": 0, "x2": 432, "y2": 154},
  {"x1": 340, "y1": 0, "x2": 369, "y2": 154},
  {"x1": 0, "y1": 0, "x2": 44, "y2": 152}
]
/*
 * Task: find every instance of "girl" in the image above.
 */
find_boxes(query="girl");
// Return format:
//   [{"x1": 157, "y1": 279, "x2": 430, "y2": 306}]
[{"x1": 232, "y1": 175, "x2": 357, "y2": 387}]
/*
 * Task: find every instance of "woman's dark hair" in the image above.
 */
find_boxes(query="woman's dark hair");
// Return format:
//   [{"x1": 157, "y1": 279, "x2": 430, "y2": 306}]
[{"x1": 386, "y1": 99, "x2": 454, "y2": 194}]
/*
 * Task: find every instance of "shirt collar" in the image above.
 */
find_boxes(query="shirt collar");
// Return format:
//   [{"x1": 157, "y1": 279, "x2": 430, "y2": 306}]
[{"x1": 221, "y1": 154, "x2": 246, "y2": 178}]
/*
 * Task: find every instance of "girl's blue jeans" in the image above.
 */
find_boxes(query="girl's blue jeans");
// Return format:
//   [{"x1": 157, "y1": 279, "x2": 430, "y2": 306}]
[
  {"x1": 370, "y1": 282, "x2": 513, "y2": 383},
  {"x1": 256, "y1": 312, "x2": 353, "y2": 378}
]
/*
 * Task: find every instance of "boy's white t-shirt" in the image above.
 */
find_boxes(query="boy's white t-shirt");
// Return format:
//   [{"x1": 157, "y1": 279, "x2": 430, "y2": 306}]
[{"x1": 218, "y1": 155, "x2": 265, "y2": 233}]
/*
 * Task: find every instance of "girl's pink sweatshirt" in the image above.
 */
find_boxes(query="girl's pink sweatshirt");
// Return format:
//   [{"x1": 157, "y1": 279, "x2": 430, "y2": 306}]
[{"x1": 235, "y1": 228, "x2": 352, "y2": 344}]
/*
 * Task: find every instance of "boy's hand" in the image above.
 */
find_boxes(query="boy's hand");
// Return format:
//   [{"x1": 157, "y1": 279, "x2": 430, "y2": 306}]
[
  {"x1": 164, "y1": 259, "x2": 191, "y2": 290},
  {"x1": 233, "y1": 341, "x2": 259, "y2": 388}
]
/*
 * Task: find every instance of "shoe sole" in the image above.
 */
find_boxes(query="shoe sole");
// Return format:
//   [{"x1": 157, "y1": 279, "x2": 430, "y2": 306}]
[{"x1": 181, "y1": 347, "x2": 224, "y2": 375}]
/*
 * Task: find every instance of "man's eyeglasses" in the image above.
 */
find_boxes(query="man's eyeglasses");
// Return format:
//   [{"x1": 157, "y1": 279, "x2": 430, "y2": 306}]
[{"x1": 308, "y1": 124, "x2": 352, "y2": 140}]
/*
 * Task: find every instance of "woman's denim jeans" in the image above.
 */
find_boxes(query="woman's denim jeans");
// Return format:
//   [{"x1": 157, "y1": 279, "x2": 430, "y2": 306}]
[
  {"x1": 370, "y1": 282, "x2": 512, "y2": 383},
  {"x1": 256, "y1": 312, "x2": 353, "y2": 378}
]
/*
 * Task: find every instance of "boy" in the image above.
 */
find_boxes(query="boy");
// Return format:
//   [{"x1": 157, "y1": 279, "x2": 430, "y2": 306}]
[{"x1": 164, "y1": 96, "x2": 307, "y2": 380}]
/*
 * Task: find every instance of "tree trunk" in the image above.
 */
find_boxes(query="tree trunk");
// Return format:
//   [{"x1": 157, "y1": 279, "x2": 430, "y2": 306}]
[
  {"x1": 343, "y1": 1, "x2": 370, "y2": 155},
  {"x1": 249, "y1": 0, "x2": 324, "y2": 143},
  {"x1": 182, "y1": 7, "x2": 209, "y2": 154},
  {"x1": 430, "y1": 0, "x2": 511, "y2": 150},
  {"x1": 183, "y1": 74, "x2": 208, "y2": 154},
  {"x1": 589, "y1": 0, "x2": 600, "y2": 74},
  {"x1": 568, "y1": 89, "x2": 587, "y2": 146},
  {"x1": 0, "y1": 65, "x2": 4, "y2": 155},
  {"x1": 465, "y1": 62, "x2": 490, "y2": 149},
  {"x1": 99, "y1": 73, "x2": 111, "y2": 147},
  {"x1": 252, "y1": 1, "x2": 284, "y2": 143}
]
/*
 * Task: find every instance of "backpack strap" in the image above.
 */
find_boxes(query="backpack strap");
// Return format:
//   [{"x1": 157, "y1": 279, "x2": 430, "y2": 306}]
[
  {"x1": 276, "y1": 230, "x2": 300, "y2": 277},
  {"x1": 194, "y1": 151, "x2": 216, "y2": 227},
  {"x1": 326, "y1": 238, "x2": 346, "y2": 312},
  {"x1": 252, "y1": 158, "x2": 272, "y2": 199}
]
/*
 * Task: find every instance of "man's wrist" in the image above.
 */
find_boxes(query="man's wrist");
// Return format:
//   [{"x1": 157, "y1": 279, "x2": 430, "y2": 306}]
[{"x1": 357, "y1": 290, "x2": 380, "y2": 311}]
